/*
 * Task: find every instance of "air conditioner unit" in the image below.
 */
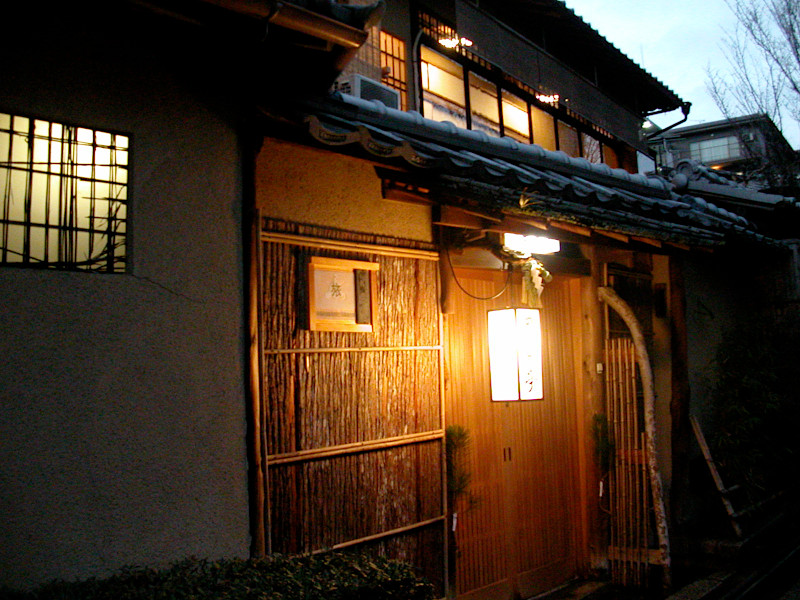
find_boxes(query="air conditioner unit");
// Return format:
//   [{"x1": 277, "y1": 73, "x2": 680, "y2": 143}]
[{"x1": 335, "y1": 74, "x2": 401, "y2": 110}]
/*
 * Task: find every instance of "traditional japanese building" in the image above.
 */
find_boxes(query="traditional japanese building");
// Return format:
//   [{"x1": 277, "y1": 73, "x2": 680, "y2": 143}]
[{"x1": 2, "y1": 1, "x2": 797, "y2": 598}]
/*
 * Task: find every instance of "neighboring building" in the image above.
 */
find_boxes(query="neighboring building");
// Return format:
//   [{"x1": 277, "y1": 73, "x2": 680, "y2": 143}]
[
  {"x1": 2, "y1": 1, "x2": 798, "y2": 599},
  {"x1": 650, "y1": 113, "x2": 800, "y2": 195}
]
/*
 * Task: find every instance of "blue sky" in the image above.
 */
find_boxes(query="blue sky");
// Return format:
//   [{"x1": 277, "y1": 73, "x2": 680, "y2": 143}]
[{"x1": 563, "y1": 0, "x2": 800, "y2": 147}]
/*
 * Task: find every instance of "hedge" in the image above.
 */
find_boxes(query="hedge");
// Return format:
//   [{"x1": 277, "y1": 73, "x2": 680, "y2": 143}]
[{"x1": 0, "y1": 552, "x2": 435, "y2": 600}]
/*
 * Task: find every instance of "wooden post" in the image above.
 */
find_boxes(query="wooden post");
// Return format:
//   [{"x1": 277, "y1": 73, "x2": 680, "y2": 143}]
[{"x1": 598, "y1": 286, "x2": 671, "y2": 588}]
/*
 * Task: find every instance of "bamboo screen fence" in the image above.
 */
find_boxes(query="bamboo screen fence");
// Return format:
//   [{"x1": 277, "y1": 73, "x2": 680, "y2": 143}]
[
  {"x1": 604, "y1": 337, "x2": 655, "y2": 586},
  {"x1": 443, "y1": 268, "x2": 584, "y2": 600},
  {"x1": 255, "y1": 219, "x2": 446, "y2": 590},
  {"x1": 602, "y1": 265, "x2": 665, "y2": 587}
]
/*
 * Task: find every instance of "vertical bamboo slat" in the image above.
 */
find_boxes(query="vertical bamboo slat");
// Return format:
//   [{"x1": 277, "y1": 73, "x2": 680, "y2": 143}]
[{"x1": 605, "y1": 337, "x2": 658, "y2": 587}]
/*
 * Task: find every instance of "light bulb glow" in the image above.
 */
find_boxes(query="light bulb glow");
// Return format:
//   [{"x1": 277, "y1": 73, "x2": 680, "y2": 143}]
[{"x1": 504, "y1": 233, "x2": 560, "y2": 256}]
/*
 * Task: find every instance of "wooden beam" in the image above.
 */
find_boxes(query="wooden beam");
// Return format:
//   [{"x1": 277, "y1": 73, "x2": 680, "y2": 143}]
[
  {"x1": 268, "y1": 430, "x2": 445, "y2": 465},
  {"x1": 433, "y1": 205, "x2": 487, "y2": 229},
  {"x1": 248, "y1": 207, "x2": 267, "y2": 557},
  {"x1": 261, "y1": 231, "x2": 439, "y2": 260},
  {"x1": 632, "y1": 236, "x2": 663, "y2": 248},
  {"x1": 597, "y1": 230, "x2": 630, "y2": 243},
  {"x1": 666, "y1": 241, "x2": 691, "y2": 251},
  {"x1": 328, "y1": 516, "x2": 447, "y2": 551},
  {"x1": 549, "y1": 221, "x2": 593, "y2": 237}
]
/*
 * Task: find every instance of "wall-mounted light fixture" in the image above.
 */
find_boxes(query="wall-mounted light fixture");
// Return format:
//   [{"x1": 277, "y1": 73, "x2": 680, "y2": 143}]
[
  {"x1": 443, "y1": 230, "x2": 553, "y2": 401},
  {"x1": 487, "y1": 307, "x2": 543, "y2": 401}
]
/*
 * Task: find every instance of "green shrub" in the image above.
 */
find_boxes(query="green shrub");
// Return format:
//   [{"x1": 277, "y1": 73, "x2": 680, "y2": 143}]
[{"x1": 2, "y1": 552, "x2": 435, "y2": 600}]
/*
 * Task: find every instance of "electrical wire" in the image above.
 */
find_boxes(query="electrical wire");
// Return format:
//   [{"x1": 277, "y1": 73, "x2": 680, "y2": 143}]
[{"x1": 445, "y1": 246, "x2": 511, "y2": 301}]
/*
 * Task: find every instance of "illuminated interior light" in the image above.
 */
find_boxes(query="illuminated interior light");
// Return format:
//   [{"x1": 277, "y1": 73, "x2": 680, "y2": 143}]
[
  {"x1": 488, "y1": 308, "x2": 544, "y2": 401},
  {"x1": 535, "y1": 93, "x2": 560, "y2": 105},
  {"x1": 504, "y1": 233, "x2": 560, "y2": 255},
  {"x1": 438, "y1": 36, "x2": 473, "y2": 49}
]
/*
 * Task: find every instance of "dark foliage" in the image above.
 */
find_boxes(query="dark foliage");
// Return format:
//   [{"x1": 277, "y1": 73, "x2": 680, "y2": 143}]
[
  {"x1": 0, "y1": 553, "x2": 435, "y2": 600},
  {"x1": 710, "y1": 319, "x2": 800, "y2": 502}
]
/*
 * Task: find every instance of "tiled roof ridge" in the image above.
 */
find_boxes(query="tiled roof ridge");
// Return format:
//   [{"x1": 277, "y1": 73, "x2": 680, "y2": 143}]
[
  {"x1": 300, "y1": 93, "x2": 792, "y2": 247},
  {"x1": 324, "y1": 92, "x2": 673, "y2": 196}
]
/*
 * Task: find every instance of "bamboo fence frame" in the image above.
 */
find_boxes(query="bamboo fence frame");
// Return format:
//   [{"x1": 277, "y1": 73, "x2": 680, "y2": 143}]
[
  {"x1": 605, "y1": 338, "x2": 651, "y2": 587},
  {"x1": 255, "y1": 220, "x2": 446, "y2": 591},
  {"x1": 599, "y1": 286, "x2": 671, "y2": 588}
]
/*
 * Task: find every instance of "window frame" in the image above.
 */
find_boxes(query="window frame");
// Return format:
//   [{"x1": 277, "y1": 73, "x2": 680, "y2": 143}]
[
  {"x1": 0, "y1": 110, "x2": 130, "y2": 273},
  {"x1": 414, "y1": 10, "x2": 632, "y2": 168}
]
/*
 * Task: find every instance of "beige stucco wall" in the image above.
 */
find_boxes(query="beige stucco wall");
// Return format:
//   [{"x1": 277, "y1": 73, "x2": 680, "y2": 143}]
[{"x1": 256, "y1": 139, "x2": 433, "y2": 242}]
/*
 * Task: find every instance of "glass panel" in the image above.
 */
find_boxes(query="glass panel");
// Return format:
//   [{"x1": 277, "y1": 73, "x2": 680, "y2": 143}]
[
  {"x1": 421, "y1": 46, "x2": 464, "y2": 105},
  {"x1": 603, "y1": 145, "x2": 620, "y2": 168},
  {"x1": 502, "y1": 90, "x2": 530, "y2": 142},
  {"x1": 531, "y1": 105, "x2": 556, "y2": 151},
  {"x1": 689, "y1": 136, "x2": 741, "y2": 162},
  {"x1": 421, "y1": 47, "x2": 467, "y2": 127},
  {"x1": 379, "y1": 30, "x2": 408, "y2": 110},
  {"x1": 557, "y1": 121, "x2": 580, "y2": 157},
  {"x1": 469, "y1": 72, "x2": 500, "y2": 137},
  {"x1": 0, "y1": 112, "x2": 128, "y2": 271},
  {"x1": 582, "y1": 133, "x2": 602, "y2": 163},
  {"x1": 422, "y1": 95, "x2": 468, "y2": 129}
]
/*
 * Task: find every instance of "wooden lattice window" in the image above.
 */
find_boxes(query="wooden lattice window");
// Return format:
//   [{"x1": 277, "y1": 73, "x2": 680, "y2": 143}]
[
  {"x1": 379, "y1": 30, "x2": 408, "y2": 110},
  {"x1": 0, "y1": 112, "x2": 128, "y2": 272}
]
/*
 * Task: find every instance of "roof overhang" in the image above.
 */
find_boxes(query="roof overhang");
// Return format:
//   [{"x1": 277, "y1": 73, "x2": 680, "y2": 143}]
[
  {"x1": 128, "y1": 0, "x2": 383, "y2": 95},
  {"x1": 270, "y1": 93, "x2": 787, "y2": 254}
]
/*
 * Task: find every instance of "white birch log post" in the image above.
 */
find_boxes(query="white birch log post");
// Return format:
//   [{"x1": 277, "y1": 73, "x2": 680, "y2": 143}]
[{"x1": 598, "y1": 286, "x2": 671, "y2": 588}]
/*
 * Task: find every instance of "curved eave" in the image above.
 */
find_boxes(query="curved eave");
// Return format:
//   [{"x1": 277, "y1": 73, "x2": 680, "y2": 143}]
[{"x1": 260, "y1": 92, "x2": 789, "y2": 251}]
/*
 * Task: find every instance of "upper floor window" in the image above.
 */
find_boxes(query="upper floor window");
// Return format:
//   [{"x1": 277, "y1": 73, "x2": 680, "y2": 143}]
[
  {"x1": 379, "y1": 30, "x2": 409, "y2": 111},
  {"x1": 0, "y1": 112, "x2": 128, "y2": 272},
  {"x1": 689, "y1": 136, "x2": 741, "y2": 163},
  {"x1": 421, "y1": 46, "x2": 468, "y2": 129},
  {"x1": 557, "y1": 121, "x2": 580, "y2": 157},
  {"x1": 501, "y1": 90, "x2": 530, "y2": 143},
  {"x1": 469, "y1": 72, "x2": 501, "y2": 137}
]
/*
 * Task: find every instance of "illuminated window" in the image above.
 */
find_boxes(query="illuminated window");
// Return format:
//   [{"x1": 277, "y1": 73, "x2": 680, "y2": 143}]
[
  {"x1": 469, "y1": 72, "x2": 500, "y2": 137},
  {"x1": 0, "y1": 113, "x2": 128, "y2": 272},
  {"x1": 531, "y1": 105, "x2": 556, "y2": 151},
  {"x1": 689, "y1": 136, "x2": 741, "y2": 163},
  {"x1": 421, "y1": 46, "x2": 467, "y2": 128},
  {"x1": 415, "y1": 10, "x2": 624, "y2": 168},
  {"x1": 502, "y1": 91, "x2": 531, "y2": 143},
  {"x1": 379, "y1": 31, "x2": 408, "y2": 111}
]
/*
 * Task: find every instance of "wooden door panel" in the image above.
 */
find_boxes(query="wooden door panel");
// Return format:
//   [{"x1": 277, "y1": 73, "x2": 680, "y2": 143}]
[{"x1": 445, "y1": 270, "x2": 583, "y2": 599}]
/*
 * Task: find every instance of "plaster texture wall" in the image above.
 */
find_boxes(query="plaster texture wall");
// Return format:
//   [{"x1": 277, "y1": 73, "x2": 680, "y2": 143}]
[
  {"x1": 257, "y1": 139, "x2": 433, "y2": 242},
  {"x1": 0, "y1": 6, "x2": 249, "y2": 588}
]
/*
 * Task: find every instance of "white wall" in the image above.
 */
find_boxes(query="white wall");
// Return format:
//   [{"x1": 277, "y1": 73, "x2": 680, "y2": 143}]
[{"x1": 0, "y1": 5, "x2": 250, "y2": 588}]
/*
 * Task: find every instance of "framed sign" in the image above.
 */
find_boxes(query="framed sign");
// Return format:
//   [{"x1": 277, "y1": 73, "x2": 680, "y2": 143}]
[{"x1": 308, "y1": 256, "x2": 379, "y2": 332}]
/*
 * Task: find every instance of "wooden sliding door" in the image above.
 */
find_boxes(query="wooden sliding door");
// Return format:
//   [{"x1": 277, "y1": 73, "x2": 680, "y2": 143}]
[{"x1": 444, "y1": 269, "x2": 585, "y2": 600}]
